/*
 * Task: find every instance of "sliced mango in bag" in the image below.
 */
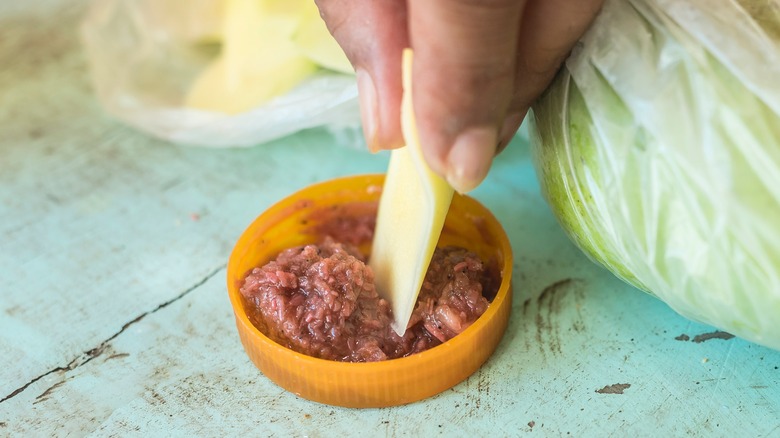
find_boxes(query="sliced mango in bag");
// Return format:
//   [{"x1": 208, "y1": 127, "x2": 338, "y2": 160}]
[{"x1": 185, "y1": 0, "x2": 351, "y2": 114}]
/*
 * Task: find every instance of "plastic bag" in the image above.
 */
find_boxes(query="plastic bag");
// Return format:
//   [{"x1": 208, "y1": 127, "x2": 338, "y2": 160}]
[
  {"x1": 531, "y1": 0, "x2": 780, "y2": 349},
  {"x1": 80, "y1": 0, "x2": 362, "y2": 148}
]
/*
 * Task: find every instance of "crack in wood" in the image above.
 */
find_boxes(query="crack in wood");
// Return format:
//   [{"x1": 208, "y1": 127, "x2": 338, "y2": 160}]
[
  {"x1": 0, "y1": 264, "x2": 225, "y2": 404},
  {"x1": 33, "y1": 381, "x2": 66, "y2": 404}
]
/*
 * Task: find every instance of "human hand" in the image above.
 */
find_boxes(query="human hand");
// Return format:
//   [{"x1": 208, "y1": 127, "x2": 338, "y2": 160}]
[{"x1": 315, "y1": 0, "x2": 604, "y2": 192}]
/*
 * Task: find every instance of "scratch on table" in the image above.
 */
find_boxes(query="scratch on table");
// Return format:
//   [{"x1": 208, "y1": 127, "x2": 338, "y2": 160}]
[
  {"x1": 533, "y1": 278, "x2": 585, "y2": 357},
  {"x1": 465, "y1": 372, "x2": 483, "y2": 414},
  {"x1": 32, "y1": 380, "x2": 66, "y2": 405},
  {"x1": 148, "y1": 389, "x2": 167, "y2": 407},
  {"x1": 650, "y1": 393, "x2": 674, "y2": 418},
  {"x1": 106, "y1": 353, "x2": 130, "y2": 361},
  {"x1": 710, "y1": 341, "x2": 737, "y2": 395},
  {"x1": 522, "y1": 297, "x2": 532, "y2": 314},
  {"x1": 0, "y1": 264, "x2": 225, "y2": 404},
  {"x1": 477, "y1": 366, "x2": 490, "y2": 398}
]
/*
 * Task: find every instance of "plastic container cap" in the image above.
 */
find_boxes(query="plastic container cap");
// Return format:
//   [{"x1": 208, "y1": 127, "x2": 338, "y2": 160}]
[{"x1": 227, "y1": 174, "x2": 513, "y2": 408}]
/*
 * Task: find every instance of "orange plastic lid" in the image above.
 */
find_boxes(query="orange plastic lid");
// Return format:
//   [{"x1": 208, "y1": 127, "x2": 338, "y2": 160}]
[{"x1": 226, "y1": 174, "x2": 513, "y2": 408}]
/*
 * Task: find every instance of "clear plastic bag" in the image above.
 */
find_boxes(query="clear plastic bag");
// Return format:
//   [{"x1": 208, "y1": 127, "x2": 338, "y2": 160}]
[
  {"x1": 531, "y1": 0, "x2": 780, "y2": 349},
  {"x1": 80, "y1": 0, "x2": 362, "y2": 148}
]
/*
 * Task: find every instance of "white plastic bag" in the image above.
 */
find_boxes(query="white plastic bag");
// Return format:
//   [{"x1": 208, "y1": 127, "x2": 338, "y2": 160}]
[
  {"x1": 531, "y1": 0, "x2": 780, "y2": 349},
  {"x1": 80, "y1": 0, "x2": 362, "y2": 148}
]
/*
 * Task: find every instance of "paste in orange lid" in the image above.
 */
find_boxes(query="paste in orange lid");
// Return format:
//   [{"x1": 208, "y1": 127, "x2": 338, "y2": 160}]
[{"x1": 226, "y1": 174, "x2": 513, "y2": 408}]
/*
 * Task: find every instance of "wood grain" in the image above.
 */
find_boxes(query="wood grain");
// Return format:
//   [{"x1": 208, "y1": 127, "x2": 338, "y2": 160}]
[{"x1": 0, "y1": 1, "x2": 778, "y2": 436}]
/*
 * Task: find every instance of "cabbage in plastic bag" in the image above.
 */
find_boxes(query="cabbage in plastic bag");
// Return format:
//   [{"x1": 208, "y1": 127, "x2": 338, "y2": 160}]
[
  {"x1": 531, "y1": 0, "x2": 780, "y2": 350},
  {"x1": 80, "y1": 0, "x2": 361, "y2": 148}
]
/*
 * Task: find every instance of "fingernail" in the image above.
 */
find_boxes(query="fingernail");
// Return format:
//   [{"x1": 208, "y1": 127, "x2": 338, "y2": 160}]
[
  {"x1": 446, "y1": 126, "x2": 498, "y2": 193},
  {"x1": 356, "y1": 69, "x2": 379, "y2": 152},
  {"x1": 497, "y1": 111, "x2": 525, "y2": 154}
]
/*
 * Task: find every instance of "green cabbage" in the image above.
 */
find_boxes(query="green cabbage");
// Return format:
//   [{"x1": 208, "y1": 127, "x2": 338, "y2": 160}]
[{"x1": 531, "y1": 0, "x2": 780, "y2": 350}]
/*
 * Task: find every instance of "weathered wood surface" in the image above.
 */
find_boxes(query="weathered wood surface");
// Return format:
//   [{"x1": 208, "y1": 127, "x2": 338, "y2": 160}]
[{"x1": 1, "y1": 1, "x2": 778, "y2": 436}]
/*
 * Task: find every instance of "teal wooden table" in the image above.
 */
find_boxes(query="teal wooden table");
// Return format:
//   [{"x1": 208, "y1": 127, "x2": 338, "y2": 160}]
[{"x1": 2, "y1": 2, "x2": 778, "y2": 436}]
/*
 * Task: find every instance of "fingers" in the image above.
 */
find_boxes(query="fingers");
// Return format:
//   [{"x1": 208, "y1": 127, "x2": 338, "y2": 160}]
[
  {"x1": 317, "y1": 0, "x2": 604, "y2": 192},
  {"x1": 505, "y1": 0, "x2": 604, "y2": 133},
  {"x1": 315, "y1": 0, "x2": 408, "y2": 152},
  {"x1": 408, "y1": 0, "x2": 526, "y2": 193}
]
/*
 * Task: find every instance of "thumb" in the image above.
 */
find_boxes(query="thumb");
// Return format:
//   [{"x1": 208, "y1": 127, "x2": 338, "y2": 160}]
[{"x1": 409, "y1": 0, "x2": 525, "y2": 192}]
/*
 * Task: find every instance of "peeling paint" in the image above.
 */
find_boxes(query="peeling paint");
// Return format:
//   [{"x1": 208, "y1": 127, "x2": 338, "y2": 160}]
[{"x1": 596, "y1": 383, "x2": 631, "y2": 395}]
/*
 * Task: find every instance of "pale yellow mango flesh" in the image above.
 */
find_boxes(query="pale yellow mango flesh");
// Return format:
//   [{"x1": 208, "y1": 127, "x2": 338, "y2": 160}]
[
  {"x1": 185, "y1": 0, "x2": 351, "y2": 114},
  {"x1": 291, "y1": 3, "x2": 353, "y2": 74},
  {"x1": 370, "y1": 49, "x2": 455, "y2": 336}
]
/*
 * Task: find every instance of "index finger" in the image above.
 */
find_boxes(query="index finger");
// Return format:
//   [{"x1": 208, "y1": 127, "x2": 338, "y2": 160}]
[{"x1": 409, "y1": 0, "x2": 526, "y2": 192}]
